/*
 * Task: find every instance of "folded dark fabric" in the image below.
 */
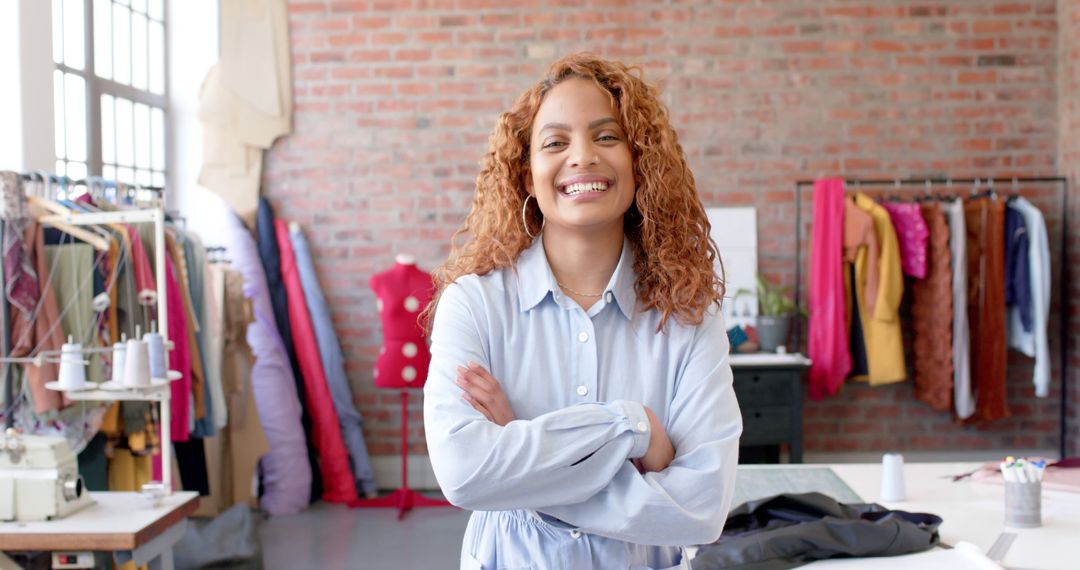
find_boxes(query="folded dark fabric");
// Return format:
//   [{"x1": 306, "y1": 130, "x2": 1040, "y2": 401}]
[{"x1": 692, "y1": 492, "x2": 942, "y2": 570}]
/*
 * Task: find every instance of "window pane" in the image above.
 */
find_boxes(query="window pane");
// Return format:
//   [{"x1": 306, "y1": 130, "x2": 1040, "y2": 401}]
[
  {"x1": 103, "y1": 164, "x2": 116, "y2": 181},
  {"x1": 101, "y1": 94, "x2": 115, "y2": 165},
  {"x1": 132, "y1": 0, "x2": 146, "y2": 13},
  {"x1": 149, "y1": 21, "x2": 164, "y2": 95},
  {"x1": 148, "y1": 0, "x2": 162, "y2": 21},
  {"x1": 117, "y1": 166, "x2": 134, "y2": 184},
  {"x1": 132, "y1": 12, "x2": 147, "y2": 90},
  {"x1": 113, "y1": 4, "x2": 130, "y2": 85},
  {"x1": 115, "y1": 97, "x2": 133, "y2": 167},
  {"x1": 64, "y1": 73, "x2": 86, "y2": 162},
  {"x1": 52, "y1": 0, "x2": 63, "y2": 64},
  {"x1": 63, "y1": 0, "x2": 84, "y2": 70},
  {"x1": 134, "y1": 103, "x2": 150, "y2": 169},
  {"x1": 53, "y1": 70, "x2": 65, "y2": 159},
  {"x1": 152, "y1": 172, "x2": 164, "y2": 187},
  {"x1": 94, "y1": 0, "x2": 112, "y2": 79},
  {"x1": 67, "y1": 162, "x2": 87, "y2": 181},
  {"x1": 55, "y1": 160, "x2": 66, "y2": 178},
  {"x1": 114, "y1": 0, "x2": 128, "y2": 5},
  {"x1": 151, "y1": 107, "x2": 164, "y2": 171},
  {"x1": 136, "y1": 170, "x2": 151, "y2": 186}
]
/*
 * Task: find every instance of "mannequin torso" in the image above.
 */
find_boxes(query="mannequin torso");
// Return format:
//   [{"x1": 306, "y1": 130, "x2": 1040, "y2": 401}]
[{"x1": 370, "y1": 258, "x2": 434, "y2": 389}]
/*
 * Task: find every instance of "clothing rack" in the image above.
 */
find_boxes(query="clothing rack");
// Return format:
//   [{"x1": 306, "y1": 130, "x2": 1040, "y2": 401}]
[
  {"x1": 18, "y1": 172, "x2": 165, "y2": 208},
  {"x1": 792, "y1": 176, "x2": 1069, "y2": 458},
  {"x1": 41, "y1": 208, "x2": 175, "y2": 492}
]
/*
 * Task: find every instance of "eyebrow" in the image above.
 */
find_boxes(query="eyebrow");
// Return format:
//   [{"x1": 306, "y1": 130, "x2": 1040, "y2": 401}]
[{"x1": 538, "y1": 117, "x2": 619, "y2": 133}]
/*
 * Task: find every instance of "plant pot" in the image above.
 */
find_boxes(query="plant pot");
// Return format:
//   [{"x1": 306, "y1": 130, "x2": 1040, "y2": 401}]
[{"x1": 756, "y1": 314, "x2": 791, "y2": 353}]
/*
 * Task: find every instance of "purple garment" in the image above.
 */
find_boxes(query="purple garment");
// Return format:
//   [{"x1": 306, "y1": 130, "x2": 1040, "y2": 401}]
[
  {"x1": 880, "y1": 201, "x2": 929, "y2": 279},
  {"x1": 222, "y1": 209, "x2": 312, "y2": 515}
]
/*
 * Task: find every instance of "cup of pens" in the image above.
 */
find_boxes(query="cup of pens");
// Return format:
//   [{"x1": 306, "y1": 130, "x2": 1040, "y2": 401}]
[{"x1": 1002, "y1": 456, "x2": 1045, "y2": 528}]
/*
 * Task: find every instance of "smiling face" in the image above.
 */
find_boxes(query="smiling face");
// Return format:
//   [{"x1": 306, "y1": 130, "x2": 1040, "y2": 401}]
[{"x1": 526, "y1": 78, "x2": 636, "y2": 237}]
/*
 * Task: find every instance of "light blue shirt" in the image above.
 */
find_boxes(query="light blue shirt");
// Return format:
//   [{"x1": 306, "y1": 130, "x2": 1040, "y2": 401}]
[{"x1": 424, "y1": 235, "x2": 741, "y2": 569}]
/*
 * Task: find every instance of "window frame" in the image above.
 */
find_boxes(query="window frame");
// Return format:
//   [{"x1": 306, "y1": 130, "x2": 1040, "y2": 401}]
[{"x1": 53, "y1": 0, "x2": 169, "y2": 186}]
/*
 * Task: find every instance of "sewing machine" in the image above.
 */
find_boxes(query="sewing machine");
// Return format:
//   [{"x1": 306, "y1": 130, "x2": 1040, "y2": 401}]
[{"x1": 0, "y1": 430, "x2": 94, "y2": 521}]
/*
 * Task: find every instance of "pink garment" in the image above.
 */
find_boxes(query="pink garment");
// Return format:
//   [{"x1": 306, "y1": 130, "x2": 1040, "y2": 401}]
[
  {"x1": 275, "y1": 220, "x2": 358, "y2": 504},
  {"x1": 880, "y1": 201, "x2": 929, "y2": 279},
  {"x1": 128, "y1": 227, "x2": 158, "y2": 305},
  {"x1": 166, "y1": 255, "x2": 192, "y2": 442},
  {"x1": 808, "y1": 178, "x2": 852, "y2": 400}
]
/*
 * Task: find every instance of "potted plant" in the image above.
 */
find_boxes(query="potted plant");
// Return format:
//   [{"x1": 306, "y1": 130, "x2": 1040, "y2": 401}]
[{"x1": 735, "y1": 274, "x2": 800, "y2": 353}]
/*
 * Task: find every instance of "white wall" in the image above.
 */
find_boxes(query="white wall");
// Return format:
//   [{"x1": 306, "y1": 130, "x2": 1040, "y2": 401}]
[
  {"x1": 0, "y1": 0, "x2": 56, "y2": 172},
  {"x1": 167, "y1": 0, "x2": 220, "y2": 243}
]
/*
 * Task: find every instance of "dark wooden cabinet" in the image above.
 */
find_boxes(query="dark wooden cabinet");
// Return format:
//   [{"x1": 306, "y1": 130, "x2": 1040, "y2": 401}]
[{"x1": 731, "y1": 356, "x2": 807, "y2": 463}]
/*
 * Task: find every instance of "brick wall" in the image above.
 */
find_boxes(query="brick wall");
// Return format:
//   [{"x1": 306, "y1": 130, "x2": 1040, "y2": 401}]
[
  {"x1": 1060, "y1": 0, "x2": 1080, "y2": 457},
  {"x1": 265, "y1": 0, "x2": 1068, "y2": 459}
]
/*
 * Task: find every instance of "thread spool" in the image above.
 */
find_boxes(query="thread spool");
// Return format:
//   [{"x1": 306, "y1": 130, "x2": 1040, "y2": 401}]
[
  {"x1": 880, "y1": 452, "x2": 906, "y2": 502},
  {"x1": 123, "y1": 339, "x2": 151, "y2": 387},
  {"x1": 111, "y1": 342, "x2": 127, "y2": 384},
  {"x1": 57, "y1": 342, "x2": 86, "y2": 390},
  {"x1": 144, "y1": 331, "x2": 166, "y2": 379}
]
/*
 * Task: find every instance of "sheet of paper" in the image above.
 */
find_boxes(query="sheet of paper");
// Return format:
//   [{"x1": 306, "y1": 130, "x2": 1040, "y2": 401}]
[{"x1": 707, "y1": 207, "x2": 757, "y2": 330}]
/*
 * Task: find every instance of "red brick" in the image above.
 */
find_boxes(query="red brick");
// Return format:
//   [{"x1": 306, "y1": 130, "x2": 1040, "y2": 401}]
[
  {"x1": 353, "y1": 16, "x2": 391, "y2": 29},
  {"x1": 973, "y1": 20, "x2": 1013, "y2": 34},
  {"x1": 370, "y1": 31, "x2": 408, "y2": 45},
  {"x1": 395, "y1": 48, "x2": 432, "y2": 61},
  {"x1": 782, "y1": 40, "x2": 822, "y2": 54}
]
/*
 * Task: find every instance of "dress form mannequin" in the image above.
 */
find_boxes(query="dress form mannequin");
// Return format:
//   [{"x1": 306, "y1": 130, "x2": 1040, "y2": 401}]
[
  {"x1": 351, "y1": 254, "x2": 450, "y2": 517},
  {"x1": 369, "y1": 254, "x2": 433, "y2": 389}
]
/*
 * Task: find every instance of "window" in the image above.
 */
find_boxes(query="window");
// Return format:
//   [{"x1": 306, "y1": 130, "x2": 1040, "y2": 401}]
[{"x1": 53, "y1": 0, "x2": 167, "y2": 187}]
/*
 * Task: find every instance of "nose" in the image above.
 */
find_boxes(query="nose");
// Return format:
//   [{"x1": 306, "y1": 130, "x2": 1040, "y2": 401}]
[{"x1": 568, "y1": 141, "x2": 599, "y2": 168}]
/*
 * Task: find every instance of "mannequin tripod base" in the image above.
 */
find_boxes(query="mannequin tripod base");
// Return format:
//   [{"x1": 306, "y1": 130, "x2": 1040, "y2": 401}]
[
  {"x1": 351, "y1": 488, "x2": 453, "y2": 520},
  {"x1": 348, "y1": 389, "x2": 454, "y2": 519}
]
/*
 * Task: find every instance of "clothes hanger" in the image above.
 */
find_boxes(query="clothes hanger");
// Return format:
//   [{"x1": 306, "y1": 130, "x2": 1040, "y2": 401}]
[{"x1": 26, "y1": 173, "x2": 111, "y2": 252}]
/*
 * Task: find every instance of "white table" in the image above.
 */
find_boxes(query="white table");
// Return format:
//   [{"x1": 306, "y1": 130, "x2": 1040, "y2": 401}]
[
  {"x1": 0, "y1": 491, "x2": 199, "y2": 569},
  {"x1": 790, "y1": 463, "x2": 1078, "y2": 570}
]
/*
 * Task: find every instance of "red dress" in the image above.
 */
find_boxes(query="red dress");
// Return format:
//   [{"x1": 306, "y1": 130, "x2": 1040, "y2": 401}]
[{"x1": 370, "y1": 262, "x2": 434, "y2": 389}]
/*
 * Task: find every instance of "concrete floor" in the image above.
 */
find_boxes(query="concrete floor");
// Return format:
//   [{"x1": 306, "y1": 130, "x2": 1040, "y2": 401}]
[{"x1": 259, "y1": 499, "x2": 470, "y2": 570}]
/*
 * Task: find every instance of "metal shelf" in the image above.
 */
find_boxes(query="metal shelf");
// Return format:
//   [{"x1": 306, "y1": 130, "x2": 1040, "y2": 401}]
[{"x1": 57, "y1": 384, "x2": 170, "y2": 402}]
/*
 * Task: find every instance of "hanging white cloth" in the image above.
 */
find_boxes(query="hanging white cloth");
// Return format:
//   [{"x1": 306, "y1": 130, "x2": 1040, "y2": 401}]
[
  {"x1": 942, "y1": 199, "x2": 974, "y2": 420},
  {"x1": 197, "y1": 0, "x2": 291, "y2": 226},
  {"x1": 1006, "y1": 196, "x2": 1051, "y2": 398}
]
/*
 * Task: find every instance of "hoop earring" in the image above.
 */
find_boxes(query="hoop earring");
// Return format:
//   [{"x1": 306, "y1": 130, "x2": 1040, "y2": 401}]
[{"x1": 521, "y1": 195, "x2": 544, "y2": 239}]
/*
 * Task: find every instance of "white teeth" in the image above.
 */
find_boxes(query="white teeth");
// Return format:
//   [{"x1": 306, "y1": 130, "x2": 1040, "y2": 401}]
[{"x1": 563, "y1": 182, "x2": 609, "y2": 195}]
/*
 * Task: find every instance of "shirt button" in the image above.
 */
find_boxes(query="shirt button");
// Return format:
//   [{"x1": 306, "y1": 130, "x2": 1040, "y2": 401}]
[
  {"x1": 606, "y1": 292, "x2": 614, "y2": 303},
  {"x1": 578, "y1": 332, "x2": 589, "y2": 343},
  {"x1": 570, "y1": 529, "x2": 582, "y2": 539},
  {"x1": 576, "y1": 385, "x2": 588, "y2": 396},
  {"x1": 636, "y1": 421, "x2": 648, "y2": 433}
]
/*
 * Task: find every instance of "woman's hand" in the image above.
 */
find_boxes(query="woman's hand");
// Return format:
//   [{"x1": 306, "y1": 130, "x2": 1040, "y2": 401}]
[
  {"x1": 638, "y1": 406, "x2": 675, "y2": 473},
  {"x1": 456, "y1": 361, "x2": 516, "y2": 426}
]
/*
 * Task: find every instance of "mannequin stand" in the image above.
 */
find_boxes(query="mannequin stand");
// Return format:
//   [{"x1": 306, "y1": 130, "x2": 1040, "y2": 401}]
[{"x1": 350, "y1": 390, "x2": 453, "y2": 519}]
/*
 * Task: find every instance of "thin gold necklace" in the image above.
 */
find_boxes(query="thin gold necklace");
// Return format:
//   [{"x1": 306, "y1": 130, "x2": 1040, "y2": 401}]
[{"x1": 557, "y1": 281, "x2": 603, "y2": 298}]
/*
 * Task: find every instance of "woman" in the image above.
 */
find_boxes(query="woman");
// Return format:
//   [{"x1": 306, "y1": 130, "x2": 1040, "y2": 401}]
[{"x1": 423, "y1": 53, "x2": 741, "y2": 569}]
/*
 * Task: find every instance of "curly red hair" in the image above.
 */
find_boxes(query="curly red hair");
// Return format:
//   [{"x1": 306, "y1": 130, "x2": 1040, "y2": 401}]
[{"x1": 426, "y1": 52, "x2": 724, "y2": 332}]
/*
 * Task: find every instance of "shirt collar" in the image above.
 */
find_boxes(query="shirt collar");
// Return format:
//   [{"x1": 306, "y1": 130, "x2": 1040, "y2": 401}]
[{"x1": 515, "y1": 234, "x2": 637, "y2": 320}]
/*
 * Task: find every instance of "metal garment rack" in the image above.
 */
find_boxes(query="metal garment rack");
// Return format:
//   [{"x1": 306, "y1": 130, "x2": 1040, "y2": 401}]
[
  {"x1": 792, "y1": 176, "x2": 1069, "y2": 459},
  {"x1": 39, "y1": 208, "x2": 175, "y2": 493}
]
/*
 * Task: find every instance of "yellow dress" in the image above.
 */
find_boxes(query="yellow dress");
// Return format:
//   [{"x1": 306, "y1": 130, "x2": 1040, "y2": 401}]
[{"x1": 851, "y1": 193, "x2": 907, "y2": 385}]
